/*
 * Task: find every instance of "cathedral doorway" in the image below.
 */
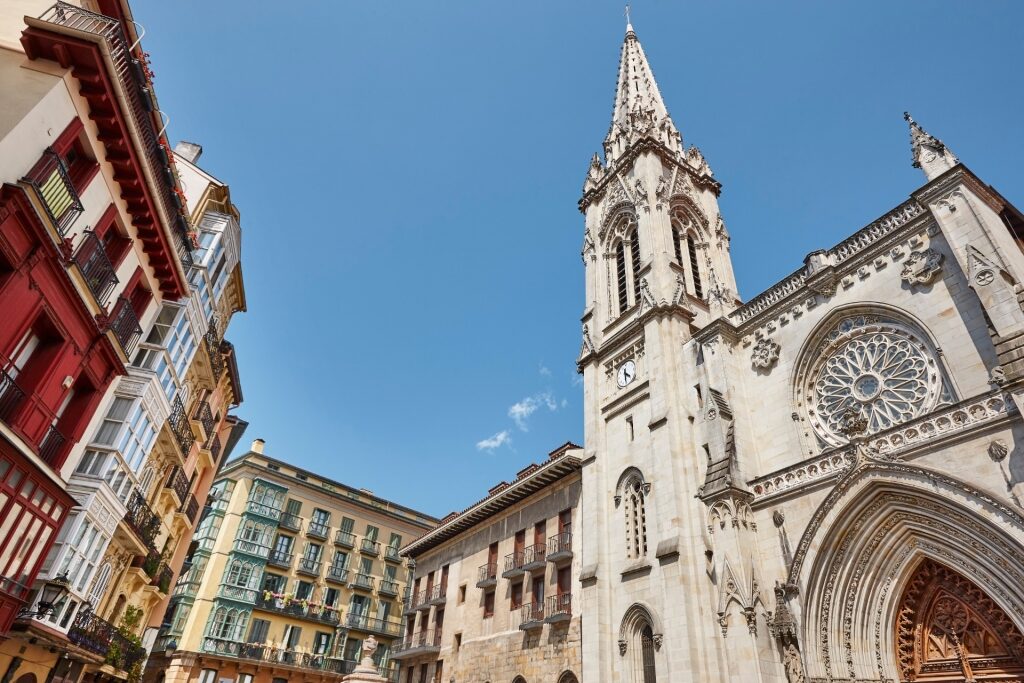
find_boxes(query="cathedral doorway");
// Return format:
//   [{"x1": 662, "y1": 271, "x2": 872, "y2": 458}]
[
  {"x1": 640, "y1": 624, "x2": 657, "y2": 683},
  {"x1": 894, "y1": 558, "x2": 1024, "y2": 682}
]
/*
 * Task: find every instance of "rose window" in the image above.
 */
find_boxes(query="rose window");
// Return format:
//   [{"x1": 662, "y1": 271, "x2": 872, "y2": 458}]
[{"x1": 804, "y1": 316, "x2": 944, "y2": 446}]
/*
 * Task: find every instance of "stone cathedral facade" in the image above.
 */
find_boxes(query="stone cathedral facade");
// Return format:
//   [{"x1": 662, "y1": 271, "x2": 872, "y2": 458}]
[{"x1": 576, "y1": 22, "x2": 1024, "y2": 683}]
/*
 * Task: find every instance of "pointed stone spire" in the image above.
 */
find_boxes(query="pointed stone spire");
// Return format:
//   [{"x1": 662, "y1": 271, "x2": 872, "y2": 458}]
[
  {"x1": 904, "y1": 112, "x2": 958, "y2": 181},
  {"x1": 603, "y1": 22, "x2": 683, "y2": 165}
]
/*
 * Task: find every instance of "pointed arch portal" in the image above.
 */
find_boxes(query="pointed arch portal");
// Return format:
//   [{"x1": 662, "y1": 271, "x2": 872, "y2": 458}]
[{"x1": 895, "y1": 558, "x2": 1024, "y2": 682}]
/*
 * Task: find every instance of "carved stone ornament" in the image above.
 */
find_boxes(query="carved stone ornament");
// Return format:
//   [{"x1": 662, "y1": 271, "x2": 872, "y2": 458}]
[
  {"x1": 751, "y1": 337, "x2": 780, "y2": 370},
  {"x1": 990, "y1": 367, "x2": 1008, "y2": 387},
  {"x1": 900, "y1": 248, "x2": 943, "y2": 286},
  {"x1": 618, "y1": 638, "x2": 627, "y2": 656},
  {"x1": 773, "y1": 510, "x2": 785, "y2": 528},
  {"x1": 652, "y1": 633, "x2": 663, "y2": 649},
  {"x1": 976, "y1": 269, "x2": 996, "y2": 286},
  {"x1": 989, "y1": 439, "x2": 1009, "y2": 463},
  {"x1": 783, "y1": 641, "x2": 805, "y2": 683},
  {"x1": 839, "y1": 409, "x2": 868, "y2": 438}
]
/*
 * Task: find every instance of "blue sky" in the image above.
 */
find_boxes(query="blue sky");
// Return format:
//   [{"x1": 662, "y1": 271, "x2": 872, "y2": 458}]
[{"x1": 133, "y1": 1, "x2": 1024, "y2": 517}]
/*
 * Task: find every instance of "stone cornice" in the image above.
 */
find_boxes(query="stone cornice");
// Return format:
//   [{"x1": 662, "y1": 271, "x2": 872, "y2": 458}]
[
  {"x1": 579, "y1": 138, "x2": 721, "y2": 213},
  {"x1": 748, "y1": 391, "x2": 1013, "y2": 506},
  {"x1": 726, "y1": 198, "x2": 929, "y2": 330}
]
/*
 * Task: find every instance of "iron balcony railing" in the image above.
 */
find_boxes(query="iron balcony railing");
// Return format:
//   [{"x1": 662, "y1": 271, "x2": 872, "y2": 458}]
[
  {"x1": 193, "y1": 399, "x2": 214, "y2": 436},
  {"x1": 202, "y1": 639, "x2": 387, "y2": 675},
  {"x1": 345, "y1": 612, "x2": 402, "y2": 637},
  {"x1": 477, "y1": 562, "x2": 497, "y2": 586},
  {"x1": 204, "y1": 324, "x2": 224, "y2": 380},
  {"x1": 428, "y1": 582, "x2": 446, "y2": 604},
  {"x1": 405, "y1": 588, "x2": 428, "y2": 612},
  {"x1": 37, "y1": 2, "x2": 195, "y2": 269},
  {"x1": 123, "y1": 490, "x2": 159, "y2": 548},
  {"x1": 108, "y1": 296, "x2": 142, "y2": 357},
  {"x1": 165, "y1": 465, "x2": 189, "y2": 505},
  {"x1": 73, "y1": 230, "x2": 118, "y2": 307},
  {"x1": 503, "y1": 550, "x2": 526, "y2": 576},
  {"x1": 267, "y1": 550, "x2": 292, "y2": 568},
  {"x1": 548, "y1": 531, "x2": 572, "y2": 560},
  {"x1": 154, "y1": 563, "x2": 173, "y2": 594},
  {"x1": 168, "y1": 394, "x2": 195, "y2": 457},
  {"x1": 393, "y1": 629, "x2": 440, "y2": 656},
  {"x1": 547, "y1": 592, "x2": 572, "y2": 621},
  {"x1": 253, "y1": 594, "x2": 340, "y2": 626},
  {"x1": 296, "y1": 557, "x2": 322, "y2": 576},
  {"x1": 22, "y1": 147, "x2": 82, "y2": 235},
  {"x1": 352, "y1": 573, "x2": 375, "y2": 591},
  {"x1": 383, "y1": 545, "x2": 401, "y2": 563},
  {"x1": 38, "y1": 424, "x2": 66, "y2": 465},
  {"x1": 182, "y1": 493, "x2": 200, "y2": 525},
  {"x1": 379, "y1": 579, "x2": 400, "y2": 596},
  {"x1": 307, "y1": 521, "x2": 329, "y2": 539},
  {"x1": 0, "y1": 368, "x2": 26, "y2": 424},
  {"x1": 334, "y1": 530, "x2": 355, "y2": 547},
  {"x1": 208, "y1": 433, "x2": 223, "y2": 463},
  {"x1": 68, "y1": 607, "x2": 146, "y2": 672},
  {"x1": 522, "y1": 543, "x2": 546, "y2": 568},
  {"x1": 325, "y1": 565, "x2": 348, "y2": 584},
  {"x1": 520, "y1": 601, "x2": 545, "y2": 627},
  {"x1": 360, "y1": 539, "x2": 380, "y2": 556},
  {"x1": 279, "y1": 512, "x2": 303, "y2": 532}
]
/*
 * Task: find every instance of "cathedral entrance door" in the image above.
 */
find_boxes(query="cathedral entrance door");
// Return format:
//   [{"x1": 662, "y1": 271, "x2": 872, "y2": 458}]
[{"x1": 895, "y1": 558, "x2": 1024, "y2": 682}]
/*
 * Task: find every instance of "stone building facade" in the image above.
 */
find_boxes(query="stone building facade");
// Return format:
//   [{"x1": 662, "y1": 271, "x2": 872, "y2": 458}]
[
  {"x1": 576, "y1": 20, "x2": 1024, "y2": 683},
  {"x1": 398, "y1": 444, "x2": 582, "y2": 683}
]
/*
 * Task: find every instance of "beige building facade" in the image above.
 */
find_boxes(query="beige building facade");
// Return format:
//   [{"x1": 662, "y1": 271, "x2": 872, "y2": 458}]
[
  {"x1": 577, "y1": 20, "x2": 1024, "y2": 683},
  {"x1": 397, "y1": 443, "x2": 582, "y2": 683},
  {"x1": 146, "y1": 443, "x2": 437, "y2": 683}
]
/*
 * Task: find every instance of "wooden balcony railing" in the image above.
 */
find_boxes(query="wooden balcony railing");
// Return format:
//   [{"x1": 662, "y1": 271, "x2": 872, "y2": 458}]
[
  {"x1": 22, "y1": 147, "x2": 82, "y2": 234},
  {"x1": 74, "y1": 230, "x2": 118, "y2": 307},
  {"x1": 108, "y1": 296, "x2": 142, "y2": 357}
]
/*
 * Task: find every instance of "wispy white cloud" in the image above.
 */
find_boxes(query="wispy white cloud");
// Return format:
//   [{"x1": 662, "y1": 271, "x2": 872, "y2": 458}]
[
  {"x1": 476, "y1": 430, "x2": 512, "y2": 452},
  {"x1": 508, "y1": 391, "x2": 559, "y2": 431},
  {"x1": 539, "y1": 364, "x2": 552, "y2": 377}
]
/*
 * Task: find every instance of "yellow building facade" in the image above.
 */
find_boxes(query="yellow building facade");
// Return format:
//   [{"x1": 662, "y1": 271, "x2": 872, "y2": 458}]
[{"x1": 146, "y1": 443, "x2": 437, "y2": 683}]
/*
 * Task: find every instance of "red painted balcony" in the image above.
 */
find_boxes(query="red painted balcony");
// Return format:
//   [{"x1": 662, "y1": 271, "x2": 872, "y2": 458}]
[{"x1": 73, "y1": 230, "x2": 118, "y2": 307}]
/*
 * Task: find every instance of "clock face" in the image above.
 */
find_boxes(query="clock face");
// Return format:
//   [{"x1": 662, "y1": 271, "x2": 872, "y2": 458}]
[{"x1": 617, "y1": 360, "x2": 637, "y2": 388}]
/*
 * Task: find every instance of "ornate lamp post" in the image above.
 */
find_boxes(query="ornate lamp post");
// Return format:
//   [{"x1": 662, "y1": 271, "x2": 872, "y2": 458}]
[{"x1": 18, "y1": 571, "x2": 71, "y2": 618}]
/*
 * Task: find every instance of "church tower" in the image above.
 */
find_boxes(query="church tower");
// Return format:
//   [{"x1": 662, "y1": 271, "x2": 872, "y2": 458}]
[{"x1": 577, "y1": 21, "x2": 768, "y2": 683}]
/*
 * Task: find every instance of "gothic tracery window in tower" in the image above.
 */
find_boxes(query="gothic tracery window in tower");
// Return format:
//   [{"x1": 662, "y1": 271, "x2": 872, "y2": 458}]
[
  {"x1": 615, "y1": 241, "x2": 629, "y2": 315},
  {"x1": 672, "y1": 225, "x2": 683, "y2": 264},
  {"x1": 686, "y1": 232, "x2": 703, "y2": 299},
  {"x1": 623, "y1": 477, "x2": 648, "y2": 559},
  {"x1": 629, "y1": 229, "x2": 642, "y2": 305}
]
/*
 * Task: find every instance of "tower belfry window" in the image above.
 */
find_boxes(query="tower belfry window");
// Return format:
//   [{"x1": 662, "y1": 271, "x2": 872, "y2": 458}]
[
  {"x1": 672, "y1": 226, "x2": 683, "y2": 264},
  {"x1": 629, "y1": 230, "x2": 642, "y2": 304},
  {"x1": 616, "y1": 242, "x2": 629, "y2": 315},
  {"x1": 623, "y1": 477, "x2": 648, "y2": 559},
  {"x1": 686, "y1": 233, "x2": 703, "y2": 299}
]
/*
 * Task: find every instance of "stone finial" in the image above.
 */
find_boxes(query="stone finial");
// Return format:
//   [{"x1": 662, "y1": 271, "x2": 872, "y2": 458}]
[{"x1": 903, "y1": 112, "x2": 958, "y2": 181}]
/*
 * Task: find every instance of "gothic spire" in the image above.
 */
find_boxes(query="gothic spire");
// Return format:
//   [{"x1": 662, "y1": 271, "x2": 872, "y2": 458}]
[
  {"x1": 904, "y1": 111, "x2": 958, "y2": 181},
  {"x1": 603, "y1": 23, "x2": 683, "y2": 165}
]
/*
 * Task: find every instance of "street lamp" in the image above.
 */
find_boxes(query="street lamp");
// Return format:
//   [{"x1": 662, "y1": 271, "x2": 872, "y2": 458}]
[{"x1": 18, "y1": 572, "x2": 71, "y2": 619}]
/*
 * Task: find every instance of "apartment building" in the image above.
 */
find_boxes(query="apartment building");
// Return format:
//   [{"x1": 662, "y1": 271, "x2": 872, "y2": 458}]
[
  {"x1": 397, "y1": 443, "x2": 582, "y2": 683},
  {"x1": 147, "y1": 443, "x2": 437, "y2": 683}
]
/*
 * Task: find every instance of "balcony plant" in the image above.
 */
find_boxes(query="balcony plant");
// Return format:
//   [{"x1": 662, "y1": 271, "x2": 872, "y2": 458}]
[{"x1": 105, "y1": 605, "x2": 144, "y2": 683}]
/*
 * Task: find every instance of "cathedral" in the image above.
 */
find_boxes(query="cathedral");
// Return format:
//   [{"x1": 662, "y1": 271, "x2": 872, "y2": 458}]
[{"x1": 575, "y1": 19, "x2": 1024, "y2": 683}]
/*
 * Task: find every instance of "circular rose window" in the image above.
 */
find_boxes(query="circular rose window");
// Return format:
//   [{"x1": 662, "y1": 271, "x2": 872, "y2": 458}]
[{"x1": 804, "y1": 316, "x2": 943, "y2": 446}]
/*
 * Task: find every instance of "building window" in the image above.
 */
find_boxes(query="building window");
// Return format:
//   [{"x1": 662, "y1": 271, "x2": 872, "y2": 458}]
[
  {"x1": 620, "y1": 472, "x2": 649, "y2": 559},
  {"x1": 247, "y1": 618, "x2": 270, "y2": 644},
  {"x1": 295, "y1": 580, "x2": 313, "y2": 601},
  {"x1": 483, "y1": 590, "x2": 495, "y2": 618},
  {"x1": 615, "y1": 241, "x2": 628, "y2": 314},
  {"x1": 53, "y1": 517, "x2": 107, "y2": 593},
  {"x1": 313, "y1": 631, "x2": 332, "y2": 655},
  {"x1": 672, "y1": 224, "x2": 683, "y2": 263},
  {"x1": 511, "y1": 581, "x2": 523, "y2": 609},
  {"x1": 686, "y1": 232, "x2": 703, "y2": 299},
  {"x1": 629, "y1": 229, "x2": 642, "y2": 303},
  {"x1": 199, "y1": 670, "x2": 217, "y2": 683},
  {"x1": 262, "y1": 573, "x2": 285, "y2": 594}
]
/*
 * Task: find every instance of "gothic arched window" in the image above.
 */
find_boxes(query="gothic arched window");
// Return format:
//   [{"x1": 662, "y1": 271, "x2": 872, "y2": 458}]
[
  {"x1": 672, "y1": 225, "x2": 683, "y2": 264},
  {"x1": 686, "y1": 232, "x2": 703, "y2": 299},
  {"x1": 615, "y1": 241, "x2": 629, "y2": 315},
  {"x1": 629, "y1": 229, "x2": 642, "y2": 305},
  {"x1": 617, "y1": 470, "x2": 649, "y2": 560}
]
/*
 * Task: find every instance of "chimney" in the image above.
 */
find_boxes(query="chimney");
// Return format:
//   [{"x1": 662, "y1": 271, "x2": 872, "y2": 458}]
[
  {"x1": 251, "y1": 438, "x2": 265, "y2": 454},
  {"x1": 173, "y1": 140, "x2": 203, "y2": 163}
]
